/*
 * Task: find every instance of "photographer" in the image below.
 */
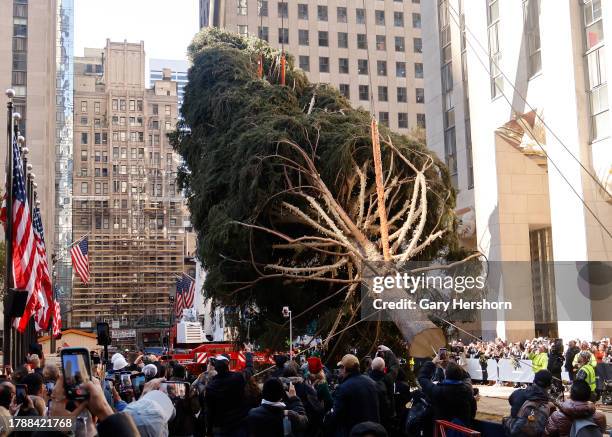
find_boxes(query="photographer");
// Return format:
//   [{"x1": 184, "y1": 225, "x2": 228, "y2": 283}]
[
  {"x1": 247, "y1": 378, "x2": 308, "y2": 437},
  {"x1": 167, "y1": 364, "x2": 199, "y2": 437}
]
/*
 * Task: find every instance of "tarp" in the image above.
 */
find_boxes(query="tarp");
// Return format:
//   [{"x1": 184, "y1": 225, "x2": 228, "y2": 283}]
[{"x1": 465, "y1": 358, "x2": 571, "y2": 383}]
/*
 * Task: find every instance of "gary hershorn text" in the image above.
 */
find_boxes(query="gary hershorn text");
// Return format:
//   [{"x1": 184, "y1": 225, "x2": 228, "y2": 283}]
[{"x1": 371, "y1": 298, "x2": 512, "y2": 312}]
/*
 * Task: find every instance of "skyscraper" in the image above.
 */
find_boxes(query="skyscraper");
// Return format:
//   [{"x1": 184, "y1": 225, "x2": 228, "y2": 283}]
[
  {"x1": 199, "y1": 0, "x2": 426, "y2": 133},
  {"x1": 421, "y1": 0, "x2": 612, "y2": 341},
  {"x1": 72, "y1": 40, "x2": 187, "y2": 346}
]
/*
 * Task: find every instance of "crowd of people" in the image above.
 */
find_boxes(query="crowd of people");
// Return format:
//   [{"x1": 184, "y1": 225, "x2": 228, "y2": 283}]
[{"x1": 0, "y1": 338, "x2": 607, "y2": 437}]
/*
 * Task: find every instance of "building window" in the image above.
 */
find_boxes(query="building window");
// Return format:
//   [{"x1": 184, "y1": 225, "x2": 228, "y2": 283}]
[
  {"x1": 298, "y1": 3, "x2": 308, "y2": 19},
  {"x1": 339, "y1": 58, "x2": 349, "y2": 74},
  {"x1": 80, "y1": 116, "x2": 88, "y2": 125},
  {"x1": 377, "y1": 61, "x2": 387, "y2": 76},
  {"x1": 129, "y1": 100, "x2": 136, "y2": 111},
  {"x1": 81, "y1": 132, "x2": 88, "y2": 144},
  {"x1": 395, "y1": 37, "x2": 405, "y2": 52},
  {"x1": 258, "y1": 26, "x2": 269, "y2": 41},
  {"x1": 394, "y1": 11, "x2": 404, "y2": 27},
  {"x1": 415, "y1": 62, "x2": 424, "y2": 78},
  {"x1": 137, "y1": 100, "x2": 143, "y2": 111},
  {"x1": 299, "y1": 55, "x2": 310, "y2": 72},
  {"x1": 398, "y1": 113, "x2": 409, "y2": 129},
  {"x1": 529, "y1": 227, "x2": 557, "y2": 335},
  {"x1": 375, "y1": 10, "x2": 385, "y2": 25},
  {"x1": 414, "y1": 37, "x2": 423, "y2": 53},
  {"x1": 319, "y1": 57, "x2": 330, "y2": 73},
  {"x1": 299, "y1": 29, "x2": 309, "y2": 45},
  {"x1": 81, "y1": 182, "x2": 88, "y2": 194},
  {"x1": 337, "y1": 7, "x2": 347, "y2": 23},
  {"x1": 397, "y1": 87, "x2": 407, "y2": 103},
  {"x1": 94, "y1": 101, "x2": 100, "y2": 114},
  {"x1": 279, "y1": 28, "x2": 289, "y2": 44},
  {"x1": 359, "y1": 85, "x2": 369, "y2": 101},
  {"x1": 165, "y1": 105, "x2": 171, "y2": 116},
  {"x1": 278, "y1": 2, "x2": 288, "y2": 18},
  {"x1": 523, "y1": 0, "x2": 541, "y2": 77},
  {"x1": 317, "y1": 5, "x2": 328, "y2": 21},
  {"x1": 416, "y1": 88, "x2": 425, "y2": 103},
  {"x1": 238, "y1": 25, "x2": 248, "y2": 37},
  {"x1": 396, "y1": 62, "x2": 407, "y2": 78},
  {"x1": 112, "y1": 99, "x2": 118, "y2": 110},
  {"x1": 318, "y1": 31, "x2": 329, "y2": 47},
  {"x1": 417, "y1": 113, "x2": 426, "y2": 128},
  {"x1": 587, "y1": 47, "x2": 609, "y2": 140},
  {"x1": 338, "y1": 32, "x2": 348, "y2": 48},
  {"x1": 412, "y1": 13, "x2": 421, "y2": 28},
  {"x1": 358, "y1": 59, "x2": 368, "y2": 75},
  {"x1": 120, "y1": 99, "x2": 126, "y2": 111},
  {"x1": 339, "y1": 84, "x2": 350, "y2": 98},
  {"x1": 487, "y1": 0, "x2": 503, "y2": 98},
  {"x1": 378, "y1": 86, "x2": 388, "y2": 102},
  {"x1": 81, "y1": 101, "x2": 87, "y2": 112},
  {"x1": 583, "y1": 0, "x2": 604, "y2": 50},
  {"x1": 237, "y1": 0, "x2": 247, "y2": 15},
  {"x1": 445, "y1": 127, "x2": 458, "y2": 186},
  {"x1": 81, "y1": 150, "x2": 88, "y2": 162},
  {"x1": 379, "y1": 112, "x2": 389, "y2": 126},
  {"x1": 152, "y1": 104, "x2": 158, "y2": 115},
  {"x1": 356, "y1": 8, "x2": 365, "y2": 24},
  {"x1": 357, "y1": 34, "x2": 368, "y2": 50},
  {"x1": 376, "y1": 35, "x2": 386, "y2": 51},
  {"x1": 258, "y1": 0, "x2": 268, "y2": 17}
]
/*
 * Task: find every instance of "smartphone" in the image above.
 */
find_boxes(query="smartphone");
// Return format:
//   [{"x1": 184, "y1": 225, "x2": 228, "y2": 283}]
[
  {"x1": 131, "y1": 374, "x2": 145, "y2": 392},
  {"x1": 104, "y1": 378, "x2": 114, "y2": 390},
  {"x1": 161, "y1": 381, "x2": 188, "y2": 400},
  {"x1": 16, "y1": 384, "x2": 27, "y2": 404},
  {"x1": 120, "y1": 372, "x2": 132, "y2": 388},
  {"x1": 61, "y1": 347, "x2": 91, "y2": 400},
  {"x1": 45, "y1": 381, "x2": 55, "y2": 396}
]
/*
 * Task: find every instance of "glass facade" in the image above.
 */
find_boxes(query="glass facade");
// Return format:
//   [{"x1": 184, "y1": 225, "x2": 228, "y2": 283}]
[{"x1": 54, "y1": 0, "x2": 74, "y2": 325}]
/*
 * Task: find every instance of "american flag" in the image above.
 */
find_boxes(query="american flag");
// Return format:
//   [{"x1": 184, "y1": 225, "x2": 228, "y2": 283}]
[
  {"x1": 71, "y1": 236, "x2": 90, "y2": 284},
  {"x1": 0, "y1": 136, "x2": 40, "y2": 333},
  {"x1": 32, "y1": 206, "x2": 53, "y2": 332},
  {"x1": 175, "y1": 273, "x2": 195, "y2": 317},
  {"x1": 51, "y1": 299, "x2": 62, "y2": 337}
]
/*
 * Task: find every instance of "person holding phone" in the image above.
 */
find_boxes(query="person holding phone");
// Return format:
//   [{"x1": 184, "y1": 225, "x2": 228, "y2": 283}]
[{"x1": 167, "y1": 364, "x2": 199, "y2": 437}]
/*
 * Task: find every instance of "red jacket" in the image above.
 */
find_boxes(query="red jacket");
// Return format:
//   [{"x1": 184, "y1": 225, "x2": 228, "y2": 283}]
[{"x1": 544, "y1": 400, "x2": 606, "y2": 437}]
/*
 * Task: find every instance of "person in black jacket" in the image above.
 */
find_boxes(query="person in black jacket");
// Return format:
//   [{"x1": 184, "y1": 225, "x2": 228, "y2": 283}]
[
  {"x1": 417, "y1": 360, "x2": 477, "y2": 427},
  {"x1": 205, "y1": 352, "x2": 254, "y2": 437},
  {"x1": 508, "y1": 369, "x2": 553, "y2": 418},
  {"x1": 247, "y1": 378, "x2": 308, "y2": 437},
  {"x1": 369, "y1": 357, "x2": 395, "y2": 432},
  {"x1": 325, "y1": 354, "x2": 380, "y2": 437},
  {"x1": 565, "y1": 340, "x2": 580, "y2": 382}
]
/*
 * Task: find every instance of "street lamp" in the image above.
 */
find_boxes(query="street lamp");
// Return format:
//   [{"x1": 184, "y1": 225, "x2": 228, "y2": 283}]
[{"x1": 282, "y1": 306, "x2": 292, "y2": 360}]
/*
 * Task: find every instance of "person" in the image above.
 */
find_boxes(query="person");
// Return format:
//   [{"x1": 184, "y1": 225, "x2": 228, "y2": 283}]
[
  {"x1": 167, "y1": 364, "x2": 199, "y2": 437},
  {"x1": 508, "y1": 370, "x2": 553, "y2": 418},
  {"x1": 349, "y1": 421, "x2": 388, "y2": 437},
  {"x1": 325, "y1": 354, "x2": 380, "y2": 437},
  {"x1": 575, "y1": 351, "x2": 598, "y2": 402},
  {"x1": 544, "y1": 379, "x2": 606, "y2": 436},
  {"x1": 281, "y1": 360, "x2": 323, "y2": 433},
  {"x1": 548, "y1": 340, "x2": 565, "y2": 398},
  {"x1": 20, "y1": 372, "x2": 47, "y2": 416},
  {"x1": 573, "y1": 342, "x2": 597, "y2": 369},
  {"x1": 594, "y1": 343, "x2": 605, "y2": 364},
  {"x1": 417, "y1": 360, "x2": 477, "y2": 427},
  {"x1": 0, "y1": 382, "x2": 14, "y2": 437},
  {"x1": 124, "y1": 380, "x2": 176, "y2": 437},
  {"x1": 368, "y1": 357, "x2": 394, "y2": 432},
  {"x1": 565, "y1": 340, "x2": 580, "y2": 382},
  {"x1": 530, "y1": 344, "x2": 549, "y2": 374},
  {"x1": 247, "y1": 378, "x2": 309, "y2": 437},
  {"x1": 204, "y1": 352, "x2": 254, "y2": 437},
  {"x1": 27, "y1": 355, "x2": 42, "y2": 377},
  {"x1": 112, "y1": 354, "x2": 129, "y2": 374},
  {"x1": 307, "y1": 357, "x2": 333, "y2": 413}
]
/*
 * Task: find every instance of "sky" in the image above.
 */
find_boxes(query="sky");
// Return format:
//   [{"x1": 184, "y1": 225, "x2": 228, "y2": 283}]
[{"x1": 74, "y1": 0, "x2": 200, "y2": 63}]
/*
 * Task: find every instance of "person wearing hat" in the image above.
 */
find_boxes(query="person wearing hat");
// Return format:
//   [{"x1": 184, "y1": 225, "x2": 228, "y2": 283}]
[
  {"x1": 113, "y1": 355, "x2": 129, "y2": 373},
  {"x1": 349, "y1": 421, "x2": 388, "y2": 437},
  {"x1": 575, "y1": 351, "x2": 598, "y2": 401},
  {"x1": 204, "y1": 351, "x2": 254, "y2": 436},
  {"x1": 124, "y1": 385, "x2": 176, "y2": 437},
  {"x1": 307, "y1": 357, "x2": 333, "y2": 413},
  {"x1": 325, "y1": 354, "x2": 380, "y2": 437},
  {"x1": 508, "y1": 369, "x2": 553, "y2": 418},
  {"x1": 247, "y1": 378, "x2": 308, "y2": 436}
]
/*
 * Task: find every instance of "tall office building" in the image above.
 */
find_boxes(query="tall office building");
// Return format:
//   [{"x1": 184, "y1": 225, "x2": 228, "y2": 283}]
[
  {"x1": 149, "y1": 59, "x2": 189, "y2": 111},
  {"x1": 72, "y1": 41, "x2": 187, "y2": 347},
  {"x1": 422, "y1": 0, "x2": 612, "y2": 341},
  {"x1": 200, "y1": 0, "x2": 426, "y2": 133},
  {"x1": 1, "y1": 0, "x2": 72, "y2": 336}
]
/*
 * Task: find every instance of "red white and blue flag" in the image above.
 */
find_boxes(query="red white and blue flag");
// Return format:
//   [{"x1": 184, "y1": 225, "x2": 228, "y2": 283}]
[
  {"x1": 0, "y1": 136, "x2": 40, "y2": 332},
  {"x1": 32, "y1": 206, "x2": 53, "y2": 331},
  {"x1": 52, "y1": 298, "x2": 62, "y2": 337},
  {"x1": 175, "y1": 273, "x2": 195, "y2": 317},
  {"x1": 70, "y1": 236, "x2": 90, "y2": 284}
]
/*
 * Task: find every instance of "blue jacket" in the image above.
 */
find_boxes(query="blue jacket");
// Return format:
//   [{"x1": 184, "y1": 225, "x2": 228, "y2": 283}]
[{"x1": 327, "y1": 372, "x2": 380, "y2": 437}]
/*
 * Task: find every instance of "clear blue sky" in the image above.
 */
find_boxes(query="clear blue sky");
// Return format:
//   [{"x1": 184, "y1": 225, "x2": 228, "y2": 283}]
[{"x1": 74, "y1": 0, "x2": 200, "y2": 62}]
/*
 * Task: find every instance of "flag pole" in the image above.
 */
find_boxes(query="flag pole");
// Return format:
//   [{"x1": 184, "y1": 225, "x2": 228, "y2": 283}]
[
  {"x1": 3, "y1": 89, "x2": 15, "y2": 367},
  {"x1": 68, "y1": 232, "x2": 90, "y2": 249}
]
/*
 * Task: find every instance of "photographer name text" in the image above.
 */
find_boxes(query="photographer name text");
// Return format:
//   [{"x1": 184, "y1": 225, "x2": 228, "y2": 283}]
[{"x1": 371, "y1": 298, "x2": 512, "y2": 311}]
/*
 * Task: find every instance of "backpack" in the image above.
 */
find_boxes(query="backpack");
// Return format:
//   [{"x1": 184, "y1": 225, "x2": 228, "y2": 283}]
[
  {"x1": 570, "y1": 417, "x2": 603, "y2": 437},
  {"x1": 502, "y1": 399, "x2": 554, "y2": 437},
  {"x1": 404, "y1": 393, "x2": 433, "y2": 435}
]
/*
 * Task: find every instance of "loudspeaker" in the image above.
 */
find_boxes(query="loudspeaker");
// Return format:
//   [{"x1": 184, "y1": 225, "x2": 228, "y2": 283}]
[
  {"x1": 6, "y1": 289, "x2": 28, "y2": 318},
  {"x1": 96, "y1": 322, "x2": 111, "y2": 346}
]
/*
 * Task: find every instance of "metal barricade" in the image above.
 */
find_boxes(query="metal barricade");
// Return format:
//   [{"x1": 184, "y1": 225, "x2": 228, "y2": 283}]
[{"x1": 433, "y1": 420, "x2": 481, "y2": 437}]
